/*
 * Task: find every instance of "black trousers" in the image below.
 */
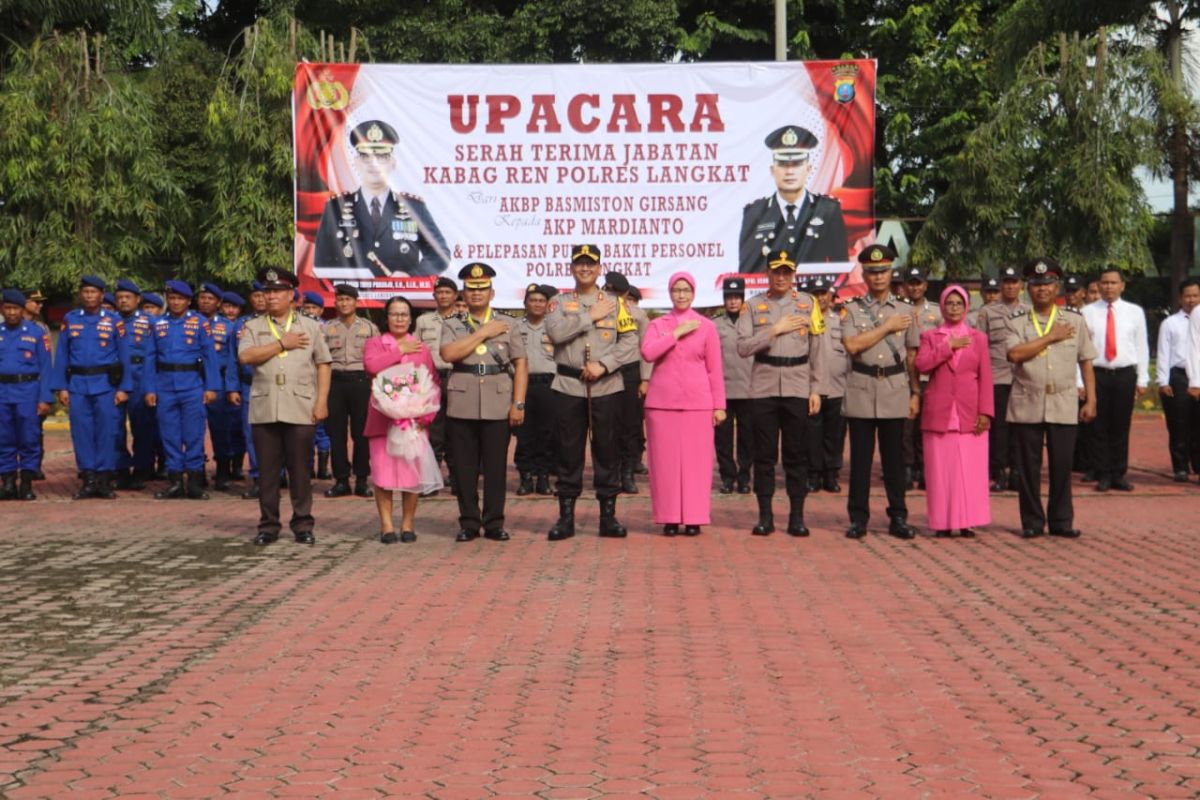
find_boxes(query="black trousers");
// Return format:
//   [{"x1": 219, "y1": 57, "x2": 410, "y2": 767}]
[
  {"x1": 555, "y1": 390, "x2": 620, "y2": 500},
  {"x1": 715, "y1": 397, "x2": 755, "y2": 485},
  {"x1": 617, "y1": 362, "x2": 644, "y2": 470},
  {"x1": 430, "y1": 369, "x2": 450, "y2": 464},
  {"x1": 904, "y1": 384, "x2": 927, "y2": 472},
  {"x1": 847, "y1": 417, "x2": 907, "y2": 526},
  {"x1": 1011, "y1": 422, "x2": 1077, "y2": 532},
  {"x1": 988, "y1": 383, "x2": 1013, "y2": 478},
  {"x1": 1074, "y1": 405, "x2": 1096, "y2": 473},
  {"x1": 327, "y1": 372, "x2": 371, "y2": 481},
  {"x1": 752, "y1": 396, "x2": 809, "y2": 500},
  {"x1": 513, "y1": 375, "x2": 558, "y2": 474},
  {"x1": 252, "y1": 422, "x2": 316, "y2": 536},
  {"x1": 808, "y1": 395, "x2": 846, "y2": 479},
  {"x1": 1164, "y1": 366, "x2": 1200, "y2": 474},
  {"x1": 1093, "y1": 365, "x2": 1137, "y2": 481},
  {"x1": 447, "y1": 417, "x2": 510, "y2": 532}
]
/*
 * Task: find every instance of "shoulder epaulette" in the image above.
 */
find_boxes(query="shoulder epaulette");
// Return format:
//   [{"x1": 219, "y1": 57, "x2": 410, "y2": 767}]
[
  {"x1": 1010, "y1": 309, "x2": 1028, "y2": 319},
  {"x1": 1061, "y1": 306, "x2": 1081, "y2": 316},
  {"x1": 397, "y1": 191, "x2": 425, "y2": 203}
]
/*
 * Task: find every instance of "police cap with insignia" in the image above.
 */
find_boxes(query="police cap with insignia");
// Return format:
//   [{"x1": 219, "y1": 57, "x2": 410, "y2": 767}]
[
  {"x1": 80, "y1": 275, "x2": 107, "y2": 291},
  {"x1": 982, "y1": 277, "x2": 1000, "y2": 291},
  {"x1": 857, "y1": 244, "x2": 897, "y2": 273},
  {"x1": 1063, "y1": 274, "x2": 1082, "y2": 292},
  {"x1": 199, "y1": 282, "x2": 223, "y2": 299},
  {"x1": 115, "y1": 279, "x2": 141, "y2": 296},
  {"x1": 1000, "y1": 265, "x2": 1021, "y2": 281},
  {"x1": 26, "y1": 289, "x2": 46, "y2": 303},
  {"x1": 223, "y1": 291, "x2": 245, "y2": 307},
  {"x1": 766, "y1": 249, "x2": 797, "y2": 272},
  {"x1": 540, "y1": 284, "x2": 559, "y2": 300},
  {"x1": 796, "y1": 275, "x2": 811, "y2": 291},
  {"x1": 810, "y1": 275, "x2": 832, "y2": 293},
  {"x1": 626, "y1": 285, "x2": 641, "y2": 302},
  {"x1": 722, "y1": 277, "x2": 746, "y2": 297},
  {"x1": 458, "y1": 262, "x2": 496, "y2": 290},
  {"x1": 433, "y1": 276, "x2": 457, "y2": 292},
  {"x1": 604, "y1": 271, "x2": 630, "y2": 293},
  {"x1": 524, "y1": 283, "x2": 548, "y2": 300},
  {"x1": 102, "y1": 292, "x2": 117, "y2": 307},
  {"x1": 764, "y1": 125, "x2": 819, "y2": 165},
  {"x1": 904, "y1": 266, "x2": 927, "y2": 283},
  {"x1": 165, "y1": 280, "x2": 193, "y2": 299},
  {"x1": 302, "y1": 291, "x2": 325, "y2": 309},
  {"x1": 571, "y1": 244, "x2": 601, "y2": 263},
  {"x1": 256, "y1": 267, "x2": 298, "y2": 291},
  {"x1": 142, "y1": 292, "x2": 164, "y2": 309},
  {"x1": 333, "y1": 283, "x2": 359, "y2": 299},
  {"x1": 2, "y1": 288, "x2": 26, "y2": 307},
  {"x1": 1024, "y1": 257, "x2": 1062, "y2": 285},
  {"x1": 350, "y1": 120, "x2": 399, "y2": 155}
]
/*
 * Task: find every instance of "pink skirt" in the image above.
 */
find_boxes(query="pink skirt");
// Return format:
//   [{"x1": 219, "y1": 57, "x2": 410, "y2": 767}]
[
  {"x1": 646, "y1": 408, "x2": 715, "y2": 526},
  {"x1": 922, "y1": 430, "x2": 990, "y2": 530},
  {"x1": 369, "y1": 433, "x2": 443, "y2": 494}
]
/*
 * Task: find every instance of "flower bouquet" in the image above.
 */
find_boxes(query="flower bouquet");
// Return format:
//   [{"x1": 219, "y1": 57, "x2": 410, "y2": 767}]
[{"x1": 371, "y1": 362, "x2": 440, "y2": 460}]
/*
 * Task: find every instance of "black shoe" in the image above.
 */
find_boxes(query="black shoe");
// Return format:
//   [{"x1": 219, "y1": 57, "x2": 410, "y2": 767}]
[
  {"x1": 294, "y1": 531, "x2": 315, "y2": 545},
  {"x1": 1021, "y1": 528, "x2": 1043, "y2": 539},
  {"x1": 73, "y1": 472, "x2": 97, "y2": 500},
  {"x1": 888, "y1": 518, "x2": 916, "y2": 539},
  {"x1": 736, "y1": 481, "x2": 751, "y2": 494},
  {"x1": 719, "y1": 480, "x2": 734, "y2": 494},
  {"x1": 598, "y1": 496, "x2": 627, "y2": 538},
  {"x1": 230, "y1": 458, "x2": 245, "y2": 481},
  {"x1": 516, "y1": 472, "x2": 534, "y2": 496},
  {"x1": 806, "y1": 476, "x2": 821, "y2": 493},
  {"x1": 213, "y1": 460, "x2": 230, "y2": 491},
  {"x1": 1095, "y1": 477, "x2": 1111, "y2": 492},
  {"x1": 0, "y1": 473, "x2": 14, "y2": 501},
  {"x1": 663, "y1": 524, "x2": 679, "y2": 537},
  {"x1": 380, "y1": 532, "x2": 398, "y2": 545},
  {"x1": 16, "y1": 471, "x2": 35, "y2": 501},
  {"x1": 186, "y1": 471, "x2": 209, "y2": 500},
  {"x1": 354, "y1": 479, "x2": 372, "y2": 497},
  {"x1": 548, "y1": 497, "x2": 576, "y2": 541},
  {"x1": 325, "y1": 481, "x2": 351, "y2": 498},
  {"x1": 1006, "y1": 471, "x2": 1020, "y2": 491},
  {"x1": 484, "y1": 529, "x2": 511, "y2": 541},
  {"x1": 455, "y1": 529, "x2": 480, "y2": 542},
  {"x1": 1081, "y1": 470, "x2": 1097, "y2": 482},
  {"x1": 253, "y1": 531, "x2": 279, "y2": 546},
  {"x1": 786, "y1": 507, "x2": 809, "y2": 537},
  {"x1": 241, "y1": 479, "x2": 260, "y2": 500},
  {"x1": 400, "y1": 531, "x2": 417, "y2": 543},
  {"x1": 959, "y1": 528, "x2": 976, "y2": 538},
  {"x1": 845, "y1": 524, "x2": 866, "y2": 539},
  {"x1": 1174, "y1": 470, "x2": 1189, "y2": 482},
  {"x1": 935, "y1": 530, "x2": 952, "y2": 538},
  {"x1": 822, "y1": 475, "x2": 841, "y2": 493},
  {"x1": 683, "y1": 525, "x2": 701, "y2": 537},
  {"x1": 990, "y1": 478, "x2": 1007, "y2": 492},
  {"x1": 316, "y1": 452, "x2": 332, "y2": 480},
  {"x1": 751, "y1": 496, "x2": 774, "y2": 536},
  {"x1": 94, "y1": 473, "x2": 117, "y2": 499},
  {"x1": 535, "y1": 474, "x2": 553, "y2": 495},
  {"x1": 1110, "y1": 478, "x2": 1133, "y2": 491},
  {"x1": 1049, "y1": 528, "x2": 1081, "y2": 538},
  {"x1": 155, "y1": 473, "x2": 186, "y2": 499},
  {"x1": 620, "y1": 470, "x2": 638, "y2": 494},
  {"x1": 634, "y1": 462, "x2": 648, "y2": 475}
]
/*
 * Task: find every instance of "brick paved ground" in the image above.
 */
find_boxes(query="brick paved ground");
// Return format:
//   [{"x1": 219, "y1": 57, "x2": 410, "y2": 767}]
[{"x1": 1, "y1": 414, "x2": 1197, "y2": 799}]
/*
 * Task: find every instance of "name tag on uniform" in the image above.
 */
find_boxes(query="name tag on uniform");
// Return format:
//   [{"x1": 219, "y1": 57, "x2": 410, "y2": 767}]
[{"x1": 275, "y1": 373, "x2": 286, "y2": 386}]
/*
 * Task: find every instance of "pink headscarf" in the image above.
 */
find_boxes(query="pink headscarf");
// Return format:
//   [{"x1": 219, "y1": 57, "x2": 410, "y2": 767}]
[
  {"x1": 937, "y1": 284, "x2": 972, "y2": 367},
  {"x1": 665, "y1": 271, "x2": 703, "y2": 323}
]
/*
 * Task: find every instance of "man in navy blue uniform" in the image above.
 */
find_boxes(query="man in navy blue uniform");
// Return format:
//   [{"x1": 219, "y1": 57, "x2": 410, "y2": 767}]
[
  {"x1": 221, "y1": 291, "x2": 248, "y2": 482},
  {"x1": 113, "y1": 278, "x2": 156, "y2": 489},
  {"x1": 0, "y1": 289, "x2": 53, "y2": 501},
  {"x1": 144, "y1": 281, "x2": 222, "y2": 500},
  {"x1": 314, "y1": 120, "x2": 450, "y2": 278},
  {"x1": 227, "y1": 283, "x2": 263, "y2": 498},
  {"x1": 194, "y1": 282, "x2": 236, "y2": 490},
  {"x1": 52, "y1": 275, "x2": 133, "y2": 499}
]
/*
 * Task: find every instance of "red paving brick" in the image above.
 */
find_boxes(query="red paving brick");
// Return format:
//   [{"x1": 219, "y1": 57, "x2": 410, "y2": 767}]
[{"x1": 0, "y1": 415, "x2": 1197, "y2": 798}]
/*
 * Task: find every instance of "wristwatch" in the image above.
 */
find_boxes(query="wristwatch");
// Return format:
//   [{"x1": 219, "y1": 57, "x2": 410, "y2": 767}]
[{"x1": 514, "y1": 401, "x2": 526, "y2": 410}]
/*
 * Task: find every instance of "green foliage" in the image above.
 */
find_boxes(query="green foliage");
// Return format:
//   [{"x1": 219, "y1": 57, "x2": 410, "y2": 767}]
[{"x1": 0, "y1": 33, "x2": 184, "y2": 291}]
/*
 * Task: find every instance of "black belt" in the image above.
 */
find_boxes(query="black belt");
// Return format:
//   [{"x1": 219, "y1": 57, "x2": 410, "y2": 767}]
[
  {"x1": 0, "y1": 374, "x2": 38, "y2": 384},
  {"x1": 529, "y1": 373, "x2": 555, "y2": 384},
  {"x1": 66, "y1": 365, "x2": 111, "y2": 376},
  {"x1": 852, "y1": 362, "x2": 906, "y2": 378},
  {"x1": 130, "y1": 356, "x2": 145, "y2": 364},
  {"x1": 157, "y1": 361, "x2": 202, "y2": 373},
  {"x1": 755, "y1": 354, "x2": 809, "y2": 367},
  {"x1": 332, "y1": 370, "x2": 368, "y2": 381},
  {"x1": 556, "y1": 364, "x2": 585, "y2": 379},
  {"x1": 452, "y1": 363, "x2": 508, "y2": 376},
  {"x1": 1095, "y1": 365, "x2": 1135, "y2": 373}
]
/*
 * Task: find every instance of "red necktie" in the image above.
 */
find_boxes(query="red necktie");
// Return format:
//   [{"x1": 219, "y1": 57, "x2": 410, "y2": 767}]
[{"x1": 1105, "y1": 304, "x2": 1117, "y2": 361}]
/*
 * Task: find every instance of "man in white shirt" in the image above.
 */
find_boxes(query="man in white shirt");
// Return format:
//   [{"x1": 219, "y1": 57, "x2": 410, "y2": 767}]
[
  {"x1": 1081, "y1": 267, "x2": 1150, "y2": 491},
  {"x1": 1157, "y1": 279, "x2": 1200, "y2": 481}
]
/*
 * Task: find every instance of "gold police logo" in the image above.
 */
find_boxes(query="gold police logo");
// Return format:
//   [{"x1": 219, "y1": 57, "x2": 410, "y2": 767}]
[
  {"x1": 832, "y1": 63, "x2": 860, "y2": 105},
  {"x1": 471, "y1": 265, "x2": 483, "y2": 278},
  {"x1": 528, "y1": 283, "x2": 538, "y2": 292},
  {"x1": 367, "y1": 123, "x2": 384, "y2": 143},
  {"x1": 266, "y1": 269, "x2": 279, "y2": 282},
  {"x1": 306, "y1": 68, "x2": 349, "y2": 111},
  {"x1": 781, "y1": 128, "x2": 799, "y2": 147},
  {"x1": 1035, "y1": 262, "x2": 1047, "y2": 274},
  {"x1": 870, "y1": 248, "x2": 882, "y2": 261}
]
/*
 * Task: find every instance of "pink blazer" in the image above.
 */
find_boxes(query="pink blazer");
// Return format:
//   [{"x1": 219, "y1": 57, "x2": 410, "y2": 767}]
[
  {"x1": 362, "y1": 333, "x2": 439, "y2": 439},
  {"x1": 914, "y1": 327, "x2": 994, "y2": 433},
  {"x1": 641, "y1": 313, "x2": 726, "y2": 411}
]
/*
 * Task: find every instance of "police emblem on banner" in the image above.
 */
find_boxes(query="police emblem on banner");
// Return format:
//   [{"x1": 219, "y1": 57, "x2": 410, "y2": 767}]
[
  {"x1": 832, "y1": 63, "x2": 860, "y2": 105},
  {"x1": 306, "y1": 68, "x2": 349, "y2": 111}
]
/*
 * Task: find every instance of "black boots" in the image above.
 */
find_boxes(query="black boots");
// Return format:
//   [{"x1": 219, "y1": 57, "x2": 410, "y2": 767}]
[
  {"x1": 0, "y1": 473, "x2": 13, "y2": 500},
  {"x1": 517, "y1": 471, "x2": 534, "y2": 496},
  {"x1": 548, "y1": 496, "x2": 576, "y2": 541},
  {"x1": 752, "y1": 495, "x2": 774, "y2": 536},
  {"x1": 156, "y1": 472, "x2": 186, "y2": 499},
  {"x1": 241, "y1": 478, "x2": 260, "y2": 500},
  {"x1": 94, "y1": 472, "x2": 116, "y2": 499},
  {"x1": 620, "y1": 468, "x2": 638, "y2": 494},
  {"x1": 315, "y1": 452, "x2": 332, "y2": 479},
  {"x1": 214, "y1": 459, "x2": 231, "y2": 490},
  {"x1": 73, "y1": 471, "x2": 96, "y2": 500},
  {"x1": 230, "y1": 455, "x2": 245, "y2": 481},
  {"x1": 325, "y1": 480, "x2": 351, "y2": 498},
  {"x1": 598, "y1": 496, "x2": 627, "y2": 538},
  {"x1": 16, "y1": 471, "x2": 35, "y2": 501},
  {"x1": 534, "y1": 473, "x2": 552, "y2": 495},
  {"x1": 186, "y1": 471, "x2": 209, "y2": 500},
  {"x1": 786, "y1": 499, "x2": 810, "y2": 537}
]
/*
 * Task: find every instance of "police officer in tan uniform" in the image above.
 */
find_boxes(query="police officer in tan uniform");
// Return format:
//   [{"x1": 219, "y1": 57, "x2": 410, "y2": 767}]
[
  {"x1": 439, "y1": 263, "x2": 528, "y2": 542},
  {"x1": 414, "y1": 276, "x2": 459, "y2": 487},
  {"x1": 902, "y1": 266, "x2": 942, "y2": 489},
  {"x1": 604, "y1": 271, "x2": 651, "y2": 494},
  {"x1": 975, "y1": 265, "x2": 1027, "y2": 491},
  {"x1": 514, "y1": 283, "x2": 558, "y2": 496},
  {"x1": 322, "y1": 284, "x2": 379, "y2": 499},
  {"x1": 238, "y1": 267, "x2": 332, "y2": 546},
  {"x1": 967, "y1": 277, "x2": 1000, "y2": 328},
  {"x1": 841, "y1": 245, "x2": 921, "y2": 539},
  {"x1": 806, "y1": 275, "x2": 848, "y2": 493},
  {"x1": 1005, "y1": 258, "x2": 1097, "y2": 538},
  {"x1": 714, "y1": 276, "x2": 754, "y2": 494},
  {"x1": 736, "y1": 249, "x2": 827, "y2": 537},
  {"x1": 545, "y1": 244, "x2": 640, "y2": 540}
]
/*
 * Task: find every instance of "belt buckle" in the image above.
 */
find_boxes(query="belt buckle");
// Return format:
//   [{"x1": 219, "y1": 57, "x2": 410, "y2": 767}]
[
  {"x1": 874, "y1": 366, "x2": 886, "y2": 379},
  {"x1": 475, "y1": 363, "x2": 488, "y2": 376}
]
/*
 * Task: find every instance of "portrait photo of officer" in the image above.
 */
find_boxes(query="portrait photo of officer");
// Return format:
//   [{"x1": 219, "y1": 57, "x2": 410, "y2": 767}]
[
  {"x1": 738, "y1": 124, "x2": 849, "y2": 273},
  {"x1": 314, "y1": 119, "x2": 450, "y2": 278}
]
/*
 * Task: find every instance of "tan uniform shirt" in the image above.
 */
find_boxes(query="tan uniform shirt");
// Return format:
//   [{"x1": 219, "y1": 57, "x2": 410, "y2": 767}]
[
  {"x1": 975, "y1": 300, "x2": 1028, "y2": 385},
  {"x1": 240, "y1": 313, "x2": 331, "y2": 425},
  {"x1": 414, "y1": 309, "x2": 455, "y2": 371},
  {"x1": 735, "y1": 290, "x2": 828, "y2": 399},
  {"x1": 1004, "y1": 307, "x2": 1096, "y2": 425},
  {"x1": 441, "y1": 311, "x2": 527, "y2": 420},
  {"x1": 544, "y1": 289, "x2": 639, "y2": 398},
  {"x1": 841, "y1": 294, "x2": 920, "y2": 419},
  {"x1": 626, "y1": 303, "x2": 653, "y2": 381},
  {"x1": 715, "y1": 312, "x2": 751, "y2": 400},
  {"x1": 813, "y1": 306, "x2": 849, "y2": 399},
  {"x1": 323, "y1": 316, "x2": 378, "y2": 372},
  {"x1": 516, "y1": 316, "x2": 556, "y2": 375}
]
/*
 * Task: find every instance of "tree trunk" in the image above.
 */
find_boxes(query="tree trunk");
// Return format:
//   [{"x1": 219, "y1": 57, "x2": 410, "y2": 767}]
[{"x1": 1166, "y1": 1, "x2": 1191, "y2": 285}]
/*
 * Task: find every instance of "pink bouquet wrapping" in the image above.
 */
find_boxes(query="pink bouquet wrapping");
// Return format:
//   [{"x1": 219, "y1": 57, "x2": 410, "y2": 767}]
[{"x1": 370, "y1": 363, "x2": 440, "y2": 460}]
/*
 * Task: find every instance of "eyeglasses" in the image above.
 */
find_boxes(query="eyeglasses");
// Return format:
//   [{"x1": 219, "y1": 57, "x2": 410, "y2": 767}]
[{"x1": 670, "y1": 287, "x2": 694, "y2": 294}]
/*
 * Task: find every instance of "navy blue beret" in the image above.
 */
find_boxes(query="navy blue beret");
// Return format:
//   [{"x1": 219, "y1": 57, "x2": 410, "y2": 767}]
[
  {"x1": 199, "y1": 282, "x2": 223, "y2": 298},
  {"x1": 115, "y1": 279, "x2": 141, "y2": 295},
  {"x1": 302, "y1": 291, "x2": 325, "y2": 308},
  {"x1": 2, "y1": 288, "x2": 26, "y2": 306},
  {"x1": 222, "y1": 291, "x2": 245, "y2": 307},
  {"x1": 142, "y1": 292, "x2": 165, "y2": 308},
  {"x1": 165, "y1": 280, "x2": 194, "y2": 299},
  {"x1": 80, "y1": 275, "x2": 107, "y2": 291}
]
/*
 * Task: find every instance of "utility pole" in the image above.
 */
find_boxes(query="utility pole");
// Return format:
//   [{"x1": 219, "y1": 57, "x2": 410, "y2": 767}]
[{"x1": 775, "y1": 0, "x2": 786, "y2": 61}]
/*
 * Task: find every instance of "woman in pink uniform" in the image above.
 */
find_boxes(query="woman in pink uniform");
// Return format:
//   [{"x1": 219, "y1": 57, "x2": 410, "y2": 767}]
[
  {"x1": 914, "y1": 284, "x2": 994, "y2": 537},
  {"x1": 641, "y1": 271, "x2": 726, "y2": 536}
]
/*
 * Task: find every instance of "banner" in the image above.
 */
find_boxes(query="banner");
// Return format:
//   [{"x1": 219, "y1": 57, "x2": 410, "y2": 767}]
[{"x1": 294, "y1": 61, "x2": 876, "y2": 308}]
